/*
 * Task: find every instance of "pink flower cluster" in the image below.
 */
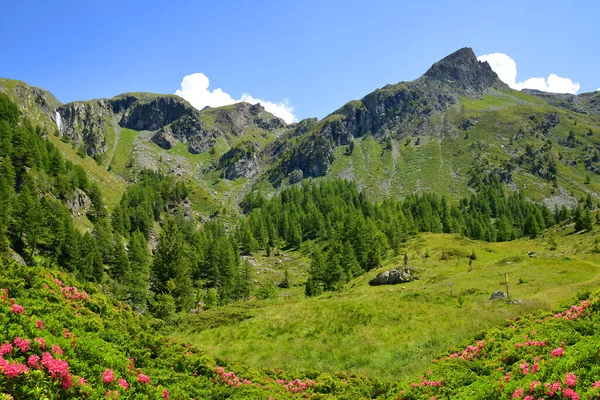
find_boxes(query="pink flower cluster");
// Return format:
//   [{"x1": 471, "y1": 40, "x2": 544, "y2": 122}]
[
  {"x1": 284, "y1": 378, "x2": 315, "y2": 393},
  {"x1": 514, "y1": 339, "x2": 546, "y2": 348},
  {"x1": 565, "y1": 372, "x2": 577, "y2": 387},
  {"x1": 14, "y1": 337, "x2": 30, "y2": 353},
  {"x1": 418, "y1": 379, "x2": 443, "y2": 387},
  {"x1": 0, "y1": 358, "x2": 29, "y2": 378},
  {"x1": 551, "y1": 347, "x2": 564, "y2": 358},
  {"x1": 60, "y1": 286, "x2": 90, "y2": 302},
  {"x1": 448, "y1": 340, "x2": 485, "y2": 360},
  {"x1": 0, "y1": 343, "x2": 13, "y2": 356},
  {"x1": 118, "y1": 378, "x2": 129, "y2": 390},
  {"x1": 10, "y1": 303, "x2": 24, "y2": 314},
  {"x1": 41, "y1": 352, "x2": 72, "y2": 389},
  {"x1": 553, "y1": 299, "x2": 593, "y2": 321},
  {"x1": 215, "y1": 367, "x2": 242, "y2": 387},
  {"x1": 137, "y1": 373, "x2": 151, "y2": 384},
  {"x1": 35, "y1": 337, "x2": 46, "y2": 349},
  {"x1": 102, "y1": 368, "x2": 115, "y2": 384}
]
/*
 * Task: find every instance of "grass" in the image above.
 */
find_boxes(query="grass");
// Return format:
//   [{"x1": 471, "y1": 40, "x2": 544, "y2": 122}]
[
  {"x1": 174, "y1": 228, "x2": 600, "y2": 382},
  {"x1": 46, "y1": 134, "x2": 126, "y2": 210},
  {"x1": 108, "y1": 128, "x2": 139, "y2": 177}
]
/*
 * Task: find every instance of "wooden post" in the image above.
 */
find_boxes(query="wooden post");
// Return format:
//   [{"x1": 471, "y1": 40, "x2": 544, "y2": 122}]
[{"x1": 505, "y1": 272, "x2": 510, "y2": 300}]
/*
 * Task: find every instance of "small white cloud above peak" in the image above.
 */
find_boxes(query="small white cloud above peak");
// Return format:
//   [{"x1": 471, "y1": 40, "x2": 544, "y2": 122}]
[
  {"x1": 477, "y1": 53, "x2": 580, "y2": 94},
  {"x1": 175, "y1": 73, "x2": 296, "y2": 123}
]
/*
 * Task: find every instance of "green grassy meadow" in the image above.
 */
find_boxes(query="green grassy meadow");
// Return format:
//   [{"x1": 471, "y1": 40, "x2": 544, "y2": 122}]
[{"x1": 174, "y1": 226, "x2": 600, "y2": 382}]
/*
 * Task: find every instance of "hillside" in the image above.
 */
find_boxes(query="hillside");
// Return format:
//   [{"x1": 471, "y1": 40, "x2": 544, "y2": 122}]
[
  {"x1": 2, "y1": 239, "x2": 600, "y2": 399},
  {"x1": 174, "y1": 227, "x2": 600, "y2": 382},
  {"x1": 3, "y1": 48, "x2": 600, "y2": 214}
]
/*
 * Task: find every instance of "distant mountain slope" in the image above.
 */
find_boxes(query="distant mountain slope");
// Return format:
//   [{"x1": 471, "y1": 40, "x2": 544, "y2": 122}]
[{"x1": 1, "y1": 48, "x2": 600, "y2": 213}]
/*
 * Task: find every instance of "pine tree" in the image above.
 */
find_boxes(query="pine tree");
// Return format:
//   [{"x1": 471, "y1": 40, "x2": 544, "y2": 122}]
[
  {"x1": 151, "y1": 219, "x2": 193, "y2": 311},
  {"x1": 76, "y1": 232, "x2": 103, "y2": 281},
  {"x1": 305, "y1": 250, "x2": 325, "y2": 297},
  {"x1": 126, "y1": 230, "x2": 150, "y2": 310},
  {"x1": 236, "y1": 219, "x2": 258, "y2": 254},
  {"x1": 523, "y1": 214, "x2": 540, "y2": 238},
  {"x1": 574, "y1": 206, "x2": 594, "y2": 232}
]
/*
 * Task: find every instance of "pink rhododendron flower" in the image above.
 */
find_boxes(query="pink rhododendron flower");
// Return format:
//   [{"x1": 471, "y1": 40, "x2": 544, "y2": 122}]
[
  {"x1": 137, "y1": 373, "x2": 151, "y2": 384},
  {"x1": 10, "y1": 304, "x2": 24, "y2": 314},
  {"x1": 52, "y1": 344, "x2": 63, "y2": 355},
  {"x1": 512, "y1": 388, "x2": 523, "y2": 398},
  {"x1": 562, "y1": 388, "x2": 580, "y2": 400},
  {"x1": 529, "y1": 380, "x2": 540, "y2": 393},
  {"x1": 551, "y1": 347, "x2": 564, "y2": 357},
  {"x1": 102, "y1": 369, "x2": 115, "y2": 384},
  {"x1": 531, "y1": 363, "x2": 539, "y2": 373},
  {"x1": 14, "y1": 337, "x2": 30, "y2": 353},
  {"x1": 27, "y1": 354, "x2": 40, "y2": 368},
  {"x1": 117, "y1": 378, "x2": 129, "y2": 390},
  {"x1": 36, "y1": 319, "x2": 44, "y2": 330},
  {"x1": 565, "y1": 372, "x2": 578, "y2": 387},
  {"x1": 3, "y1": 362, "x2": 28, "y2": 378},
  {"x1": 162, "y1": 389, "x2": 170, "y2": 399},
  {"x1": 593, "y1": 381, "x2": 600, "y2": 389},
  {"x1": 0, "y1": 343, "x2": 13, "y2": 356}
]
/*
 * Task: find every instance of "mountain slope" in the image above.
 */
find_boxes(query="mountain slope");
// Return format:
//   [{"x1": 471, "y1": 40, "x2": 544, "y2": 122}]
[{"x1": 3, "y1": 48, "x2": 599, "y2": 214}]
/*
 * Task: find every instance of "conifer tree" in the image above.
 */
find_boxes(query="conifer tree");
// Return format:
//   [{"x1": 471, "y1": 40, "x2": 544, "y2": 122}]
[{"x1": 126, "y1": 230, "x2": 150, "y2": 310}]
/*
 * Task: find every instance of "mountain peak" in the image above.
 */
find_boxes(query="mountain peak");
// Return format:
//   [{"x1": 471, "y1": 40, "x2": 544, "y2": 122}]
[{"x1": 422, "y1": 47, "x2": 508, "y2": 94}]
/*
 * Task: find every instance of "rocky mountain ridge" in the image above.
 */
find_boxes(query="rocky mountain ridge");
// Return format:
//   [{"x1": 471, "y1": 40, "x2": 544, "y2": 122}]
[{"x1": 1, "y1": 47, "x2": 600, "y2": 213}]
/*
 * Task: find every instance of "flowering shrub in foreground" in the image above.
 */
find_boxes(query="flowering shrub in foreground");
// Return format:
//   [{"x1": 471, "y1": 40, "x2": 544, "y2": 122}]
[
  {"x1": 392, "y1": 294, "x2": 600, "y2": 399},
  {"x1": 0, "y1": 262, "x2": 385, "y2": 399},
  {"x1": 4, "y1": 261, "x2": 600, "y2": 399}
]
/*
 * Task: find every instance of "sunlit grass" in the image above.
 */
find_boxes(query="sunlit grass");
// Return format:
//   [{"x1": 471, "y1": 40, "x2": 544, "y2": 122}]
[{"x1": 174, "y1": 229, "x2": 600, "y2": 382}]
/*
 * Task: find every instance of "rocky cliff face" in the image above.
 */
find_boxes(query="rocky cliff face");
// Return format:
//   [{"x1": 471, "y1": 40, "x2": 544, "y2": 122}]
[
  {"x1": 56, "y1": 94, "x2": 201, "y2": 155},
  {"x1": 0, "y1": 78, "x2": 61, "y2": 129},
  {"x1": 267, "y1": 47, "x2": 506, "y2": 183},
  {"x1": 111, "y1": 94, "x2": 198, "y2": 131},
  {"x1": 421, "y1": 47, "x2": 508, "y2": 95},
  {"x1": 57, "y1": 100, "x2": 113, "y2": 155}
]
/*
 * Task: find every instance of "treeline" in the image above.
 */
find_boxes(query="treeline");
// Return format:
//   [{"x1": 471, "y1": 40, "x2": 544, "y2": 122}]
[{"x1": 238, "y1": 175, "x2": 585, "y2": 296}]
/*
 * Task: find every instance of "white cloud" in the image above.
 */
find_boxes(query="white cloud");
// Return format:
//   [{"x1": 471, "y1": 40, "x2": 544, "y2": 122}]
[
  {"x1": 175, "y1": 72, "x2": 296, "y2": 123},
  {"x1": 477, "y1": 53, "x2": 580, "y2": 94}
]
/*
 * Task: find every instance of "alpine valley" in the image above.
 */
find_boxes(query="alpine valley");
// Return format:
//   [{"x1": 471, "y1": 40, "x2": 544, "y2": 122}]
[{"x1": 1, "y1": 48, "x2": 600, "y2": 399}]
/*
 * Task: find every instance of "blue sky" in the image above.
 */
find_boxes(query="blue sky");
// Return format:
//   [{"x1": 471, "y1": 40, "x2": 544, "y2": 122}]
[{"x1": 1, "y1": 0, "x2": 598, "y2": 122}]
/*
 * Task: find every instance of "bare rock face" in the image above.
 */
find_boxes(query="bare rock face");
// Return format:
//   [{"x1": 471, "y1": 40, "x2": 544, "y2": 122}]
[
  {"x1": 151, "y1": 129, "x2": 178, "y2": 150},
  {"x1": 369, "y1": 267, "x2": 419, "y2": 286},
  {"x1": 65, "y1": 188, "x2": 92, "y2": 216},
  {"x1": 422, "y1": 47, "x2": 508, "y2": 95},
  {"x1": 56, "y1": 94, "x2": 201, "y2": 156}
]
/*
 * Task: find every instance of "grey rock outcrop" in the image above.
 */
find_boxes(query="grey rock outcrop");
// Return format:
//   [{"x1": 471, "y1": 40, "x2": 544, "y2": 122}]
[
  {"x1": 65, "y1": 188, "x2": 92, "y2": 216},
  {"x1": 369, "y1": 267, "x2": 418, "y2": 286},
  {"x1": 489, "y1": 290, "x2": 508, "y2": 300}
]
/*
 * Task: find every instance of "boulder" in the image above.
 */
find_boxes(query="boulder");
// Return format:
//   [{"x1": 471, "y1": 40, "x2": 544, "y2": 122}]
[
  {"x1": 489, "y1": 290, "x2": 507, "y2": 300},
  {"x1": 369, "y1": 267, "x2": 418, "y2": 286}
]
